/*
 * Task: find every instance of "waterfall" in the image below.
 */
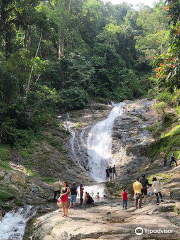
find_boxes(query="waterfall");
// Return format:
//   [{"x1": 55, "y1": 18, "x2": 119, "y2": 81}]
[
  {"x1": 63, "y1": 113, "x2": 80, "y2": 163},
  {"x1": 87, "y1": 103, "x2": 125, "y2": 182},
  {"x1": 0, "y1": 206, "x2": 35, "y2": 240}
]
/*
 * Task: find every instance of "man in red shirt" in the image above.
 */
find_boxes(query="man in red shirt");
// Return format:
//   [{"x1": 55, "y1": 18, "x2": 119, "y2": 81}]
[{"x1": 122, "y1": 189, "x2": 128, "y2": 210}]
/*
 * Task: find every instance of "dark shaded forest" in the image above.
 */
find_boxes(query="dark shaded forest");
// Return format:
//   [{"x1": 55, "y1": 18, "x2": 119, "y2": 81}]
[{"x1": 0, "y1": 0, "x2": 179, "y2": 147}]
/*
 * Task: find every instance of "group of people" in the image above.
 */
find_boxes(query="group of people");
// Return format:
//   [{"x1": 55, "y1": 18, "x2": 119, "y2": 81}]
[
  {"x1": 106, "y1": 165, "x2": 116, "y2": 181},
  {"x1": 53, "y1": 181, "x2": 95, "y2": 217},
  {"x1": 121, "y1": 174, "x2": 163, "y2": 210},
  {"x1": 163, "y1": 153, "x2": 178, "y2": 167}
]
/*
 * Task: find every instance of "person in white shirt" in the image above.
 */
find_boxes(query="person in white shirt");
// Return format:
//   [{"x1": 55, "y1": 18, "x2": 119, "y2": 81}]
[
  {"x1": 53, "y1": 181, "x2": 61, "y2": 202},
  {"x1": 152, "y1": 177, "x2": 163, "y2": 205}
]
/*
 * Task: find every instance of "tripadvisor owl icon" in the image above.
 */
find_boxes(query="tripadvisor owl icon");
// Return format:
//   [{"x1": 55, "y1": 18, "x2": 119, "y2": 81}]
[{"x1": 135, "y1": 227, "x2": 143, "y2": 236}]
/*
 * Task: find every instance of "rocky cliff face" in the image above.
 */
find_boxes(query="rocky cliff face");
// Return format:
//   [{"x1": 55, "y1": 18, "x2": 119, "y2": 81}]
[{"x1": 112, "y1": 99, "x2": 158, "y2": 177}]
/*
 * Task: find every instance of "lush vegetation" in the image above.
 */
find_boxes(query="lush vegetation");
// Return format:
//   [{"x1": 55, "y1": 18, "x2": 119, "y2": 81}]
[
  {"x1": 148, "y1": 0, "x2": 180, "y2": 159},
  {"x1": 0, "y1": 0, "x2": 169, "y2": 146}
]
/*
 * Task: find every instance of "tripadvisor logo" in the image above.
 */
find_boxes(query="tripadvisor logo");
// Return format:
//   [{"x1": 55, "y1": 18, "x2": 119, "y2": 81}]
[
  {"x1": 135, "y1": 227, "x2": 143, "y2": 236},
  {"x1": 135, "y1": 227, "x2": 174, "y2": 235}
]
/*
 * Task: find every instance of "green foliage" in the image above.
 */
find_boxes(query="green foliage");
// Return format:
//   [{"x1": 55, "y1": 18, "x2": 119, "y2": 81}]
[
  {"x1": 40, "y1": 176, "x2": 55, "y2": 183},
  {"x1": 0, "y1": 0, "x2": 169, "y2": 146},
  {"x1": 0, "y1": 190, "x2": 14, "y2": 202},
  {"x1": 60, "y1": 87, "x2": 90, "y2": 110},
  {"x1": 0, "y1": 145, "x2": 11, "y2": 170}
]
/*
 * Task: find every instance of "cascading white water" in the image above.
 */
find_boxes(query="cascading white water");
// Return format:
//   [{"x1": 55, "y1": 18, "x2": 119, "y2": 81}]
[
  {"x1": 87, "y1": 103, "x2": 125, "y2": 182},
  {"x1": 63, "y1": 113, "x2": 80, "y2": 163},
  {"x1": 0, "y1": 206, "x2": 35, "y2": 240}
]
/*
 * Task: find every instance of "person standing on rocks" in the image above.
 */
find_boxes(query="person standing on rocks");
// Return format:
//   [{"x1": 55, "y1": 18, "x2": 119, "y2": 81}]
[
  {"x1": 152, "y1": 177, "x2": 163, "y2": 205},
  {"x1": 53, "y1": 180, "x2": 61, "y2": 203},
  {"x1": 133, "y1": 177, "x2": 143, "y2": 209},
  {"x1": 112, "y1": 165, "x2": 116, "y2": 180},
  {"x1": 106, "y1": 167, "x2": 109, "y2": 181},
  {"x1": 109, "y1": 166, "x2": 113, "y2": 181},
  {"x1": 80, "y1": 184, "x2": 84, "y2": 205},
  {"x1": 148, "y1": 184, "x2": 153, "y2": 202},
  {"x1": 170, "y1": 153, "x2": 178, "y2": 167},
  {"x1": 69, "y1": 182, "x2": 78, "y2": 209},
  {"x1": 140, "y1": 174, "x2": 149, "y2": 203},
  {"x1": 163, "y1": 155, "x2": 167, "y2": 167},
  {"x1": 122, "y1": 188, "x2": 128, "y2": 210},
  {"x1": 60, "y1": 181, "x2": 70, "y2": 217}
]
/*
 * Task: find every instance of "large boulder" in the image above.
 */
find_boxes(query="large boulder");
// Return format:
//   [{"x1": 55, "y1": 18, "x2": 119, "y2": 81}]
[{"x1": 170, "y1": 188, "x2": 180, "y2": 200}]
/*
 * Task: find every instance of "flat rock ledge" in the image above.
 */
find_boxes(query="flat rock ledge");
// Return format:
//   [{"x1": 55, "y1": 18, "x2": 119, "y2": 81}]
[{"x1": 30, "y1": 201, "x2": 180, "y2": 240}]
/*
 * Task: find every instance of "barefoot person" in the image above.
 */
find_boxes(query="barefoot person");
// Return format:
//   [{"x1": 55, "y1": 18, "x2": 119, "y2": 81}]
[
  {"x1": 133, "y1": 177, "x2": 143, "y2": 209},
  {"x1": 60, "y1": 181, "x2": 70, "y2": 217},
  {"x1": 152, "y1": 177, "x2": 163, "y2": 205},
  {"x1": 69, "y1": 182, "x2": 78, "y2": 209}
]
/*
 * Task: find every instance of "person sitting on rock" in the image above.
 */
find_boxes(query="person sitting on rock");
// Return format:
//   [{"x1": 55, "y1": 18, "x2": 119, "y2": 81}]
[
  {"x1": 84, "y1": 192, "x2": 88, "y2": 203},
  {"x1": 152, "y1": 177, "x2": 163, "y2": 205},
  {"x1": 96, "y1": 192, "x2": 100, "y2": 199},
  {"x1": 140, "y1": 174, "x2": 149, "y2": 203},
  {"x1": 170, "y1": 153, "x2": 178, "y2": 167},
  {"x1": 86, "y1": 193, "x2": 94, "y2": 205}
]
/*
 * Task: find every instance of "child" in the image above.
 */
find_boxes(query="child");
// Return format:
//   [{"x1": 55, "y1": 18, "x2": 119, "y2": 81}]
[
  {"x1": 148, "y1": 184, "x2": 153, "y2": 202},
  {"x1": 122, "y1": 189, "x2": 128, "y2": 210}
]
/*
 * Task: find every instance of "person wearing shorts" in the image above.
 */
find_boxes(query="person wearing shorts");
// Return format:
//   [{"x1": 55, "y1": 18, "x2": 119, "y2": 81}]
[
  {"x1": 69, "y1": 182, "x2": 78, "y2": 209},
  {"x1": 60, "y1": 181, "x2": 70, "y2": 217},
  {"x1": 140, "y1": 174, "x2": 149, "y2": 203},
  {"x1": 133, "y1": 177, "x2": 143, "y2": 209}
]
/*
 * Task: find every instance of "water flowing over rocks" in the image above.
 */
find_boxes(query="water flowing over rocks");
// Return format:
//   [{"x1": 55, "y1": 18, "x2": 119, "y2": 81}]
[
  {"x1": 28, "y1": 99, "x2": 180, "y2": 240},
  {"x1": 63, "y1": 99, "x2": 158, "y2": 180}
]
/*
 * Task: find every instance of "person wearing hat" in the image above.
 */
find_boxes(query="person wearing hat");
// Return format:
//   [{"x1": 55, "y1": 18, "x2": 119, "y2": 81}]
[{"x1": 140, "y1": 174, "x2": 149, "y2": 203}]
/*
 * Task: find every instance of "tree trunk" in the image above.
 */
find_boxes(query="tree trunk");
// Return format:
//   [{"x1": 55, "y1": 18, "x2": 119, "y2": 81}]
[
  {"x1": 58, "y1": 38, "x2": 64, "y2": 60},
  {"x1": 26, "y1": 32, "x2": 42, "y2": 97},
  {"x1": 65, "y1": 0, "x2": 71, "y2": 11}
]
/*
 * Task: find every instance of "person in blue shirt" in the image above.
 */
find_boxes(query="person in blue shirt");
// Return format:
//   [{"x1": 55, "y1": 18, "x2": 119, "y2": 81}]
[{"x1": 170, "y1": 153, "x2": 178, "y2": 167}]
